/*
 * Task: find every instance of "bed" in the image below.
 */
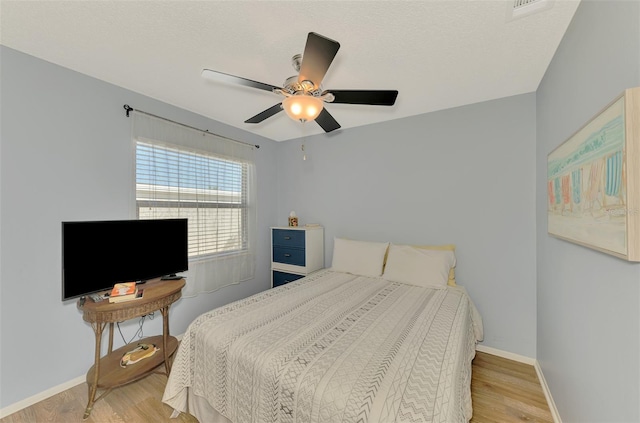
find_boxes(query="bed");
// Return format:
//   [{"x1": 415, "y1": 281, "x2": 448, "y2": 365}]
[{"x1": 163, "y1": 240, "x2": 483, "y2": 423}]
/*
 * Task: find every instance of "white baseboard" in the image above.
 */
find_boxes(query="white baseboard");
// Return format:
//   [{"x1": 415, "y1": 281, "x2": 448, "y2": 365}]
[
  {"x1": 475, "y1": 345, "x2": 561, "y2": 423},
  {"x1": 534, "y1": 360, "x2": 563, "y2": 423},
  {"x1": 0, "y1": 375, "x2": 85, "y2": 419},
  {"x1": 0, "y1": 332, "x2": 187, "y2": 419},
  {"x1": 475, "y1": 344, "x2": 536, "y2": 365}
]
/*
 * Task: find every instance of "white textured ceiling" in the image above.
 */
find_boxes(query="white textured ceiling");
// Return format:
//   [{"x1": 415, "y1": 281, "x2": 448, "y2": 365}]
[{"x1": 1, "y1": 0, "x2": 580, "y2": 142}]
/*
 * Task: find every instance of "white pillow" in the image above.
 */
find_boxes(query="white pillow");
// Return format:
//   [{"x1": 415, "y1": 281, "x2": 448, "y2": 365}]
[
  {"x1": 331, "y1": 238, "x2": 389, "y2": 277},
  {"x1": 382, "y1": 244, "x2": 455, "y2": 288}
]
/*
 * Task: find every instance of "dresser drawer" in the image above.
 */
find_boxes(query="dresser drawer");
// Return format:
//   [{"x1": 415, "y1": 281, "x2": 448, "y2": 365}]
[
  {"x1": 272, "y1": 229, "x2": 305, "y2": 248},
  {"x1": 272, "y1": 246, "x2": 306, "y2": 266},
  {"x1": 270, "y1": 226, "x2": 323, "y2": 288},
  {"x1": 272, "y1": 271, "x2": 305, "y2": 287}
]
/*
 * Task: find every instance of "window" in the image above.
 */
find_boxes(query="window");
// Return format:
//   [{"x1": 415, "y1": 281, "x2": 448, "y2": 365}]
[
  {"x1": 136, "y1": 141, "x2": 249, "y2": 260},
  {"x1": 131, "y1": 110, "x2": 256, "y2": 296}
]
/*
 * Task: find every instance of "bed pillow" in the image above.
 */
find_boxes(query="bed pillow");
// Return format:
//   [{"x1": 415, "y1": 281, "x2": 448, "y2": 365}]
[
  {"x1": 331, "y1": 238, "x2": 389, "y2": 277},
  {"x1": 414, "y1": 244, "x2": 457, "y2": 286},
  {"x1": 383, "y1": 244, "x2": 457, "y2": 286},
  {"x1": 382, "y1": 244, "x2": 456, "y2": 288}
]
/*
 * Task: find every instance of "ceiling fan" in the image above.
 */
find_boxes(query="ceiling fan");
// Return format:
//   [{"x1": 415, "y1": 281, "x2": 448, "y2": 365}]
[{"x1": 201, "y1": 32, "x2": 399, "y2": 133}]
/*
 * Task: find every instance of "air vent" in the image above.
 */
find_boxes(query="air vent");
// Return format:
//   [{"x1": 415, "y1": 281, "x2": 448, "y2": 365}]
[
  {"x1": 514, "y1": 0, "x2": 542, "y2": 9},
  {"x1": 506, "y1": 0, "x2": 555, "y2": 21}
]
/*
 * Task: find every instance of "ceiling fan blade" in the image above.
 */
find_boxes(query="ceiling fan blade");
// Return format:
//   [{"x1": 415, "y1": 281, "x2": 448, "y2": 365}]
[
  {"x1": 315, "y1": 108, "x2": 341, "y2": 133},
  {"x1": 325, "y1": 90, "x2": 399, "y2": 106},
  {"x1": 245, "y1": 103, "x2": 283, "y2": 123},
  {"x1": 298, "y1": 32, "x2": 340, "y2": 89},
  {"x1": 202, "y1": 69, "x2": 281, "y2": 93}
]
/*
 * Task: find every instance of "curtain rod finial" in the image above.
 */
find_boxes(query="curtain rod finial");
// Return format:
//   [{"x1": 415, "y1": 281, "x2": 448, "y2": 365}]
[{"x1": 124, "y1": 104, "x2": 133, "y2": 117}]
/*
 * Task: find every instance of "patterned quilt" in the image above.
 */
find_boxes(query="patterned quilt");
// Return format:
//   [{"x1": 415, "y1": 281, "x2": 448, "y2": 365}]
[{"x1": 163, "y1": 270, "x2": 483, "y2": 423}]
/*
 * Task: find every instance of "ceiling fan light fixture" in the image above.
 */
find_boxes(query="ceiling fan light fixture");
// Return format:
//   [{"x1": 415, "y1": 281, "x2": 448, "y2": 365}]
[
  {"x1": 202, "y1": 33, "x2": 397, "y2": 132},
  {"x1": 282, "y1": 94, "x2": 323, "y2": 123}
]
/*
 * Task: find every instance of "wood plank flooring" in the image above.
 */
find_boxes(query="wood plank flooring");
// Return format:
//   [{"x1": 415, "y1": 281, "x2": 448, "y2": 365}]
[
  {"x1": 470, "y1": 352, "x2": 553, "y2": 423},
  {"x1": 1, "y1": 351, "x2": 553, "y2": 423}
]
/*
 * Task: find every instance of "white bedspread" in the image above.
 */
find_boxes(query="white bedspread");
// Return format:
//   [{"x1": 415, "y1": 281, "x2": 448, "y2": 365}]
[{"x1": 163, "y1": 270, "x2": 483, "y2": 423}]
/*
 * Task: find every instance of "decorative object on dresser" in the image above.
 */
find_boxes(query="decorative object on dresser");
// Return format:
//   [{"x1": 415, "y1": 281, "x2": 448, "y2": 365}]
[
  {"x1": 288, "y1": 210, "x2": 298, "y2": 227},
  {"x1": 271, "y1": 226, "x2": 324, "y2": 287}
]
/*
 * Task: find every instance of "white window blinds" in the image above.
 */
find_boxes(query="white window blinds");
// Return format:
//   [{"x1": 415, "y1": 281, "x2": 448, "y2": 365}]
[
  {"x1": 136, "y1": 141, "x2": 249, "y2": 258},
  {"x1": 132, "y1": 111, "x2": 256, "y2": 296}
]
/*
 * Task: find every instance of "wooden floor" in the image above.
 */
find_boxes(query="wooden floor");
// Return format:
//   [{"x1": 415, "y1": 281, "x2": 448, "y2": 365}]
[
  {"x1": 1, "y1": 351, "x2": 552, "y2": 423},
  {"x1": 470, "y1": 352, "x2": 553, "y2": 423}
]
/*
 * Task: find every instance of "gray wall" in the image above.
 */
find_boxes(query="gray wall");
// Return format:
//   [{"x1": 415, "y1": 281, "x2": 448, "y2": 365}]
[
  {"x1": 1, "y1": 43, "x2": 539, "y2": 408},
  {"x1": 536, "y1": 1, "x2": 640, "y2": 422},
  {"x1": 0, "y1": 46, "x2": 279, "y2": 408},
  {"x1": 4, "y1": 1, "x2": 638, "y2": 417},
  {"x1": 276, "y1": 93, "x2": 538, "y2": 357}
]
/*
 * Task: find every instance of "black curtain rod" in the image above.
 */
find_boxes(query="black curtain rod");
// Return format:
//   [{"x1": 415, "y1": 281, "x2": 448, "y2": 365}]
[{"x1": 123, "y1": 104, "x2": 260, "y2": 149}]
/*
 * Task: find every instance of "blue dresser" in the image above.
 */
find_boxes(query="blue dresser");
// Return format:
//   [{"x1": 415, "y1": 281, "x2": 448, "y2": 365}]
[{"x1": 271, "y1": 226, "x2": 324, "y2": 287}]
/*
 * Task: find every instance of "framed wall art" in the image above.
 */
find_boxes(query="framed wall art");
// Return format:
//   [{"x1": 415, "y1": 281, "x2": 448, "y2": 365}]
[{"x1": 547, "y1": 87, "x2": 640, "y2": 261}]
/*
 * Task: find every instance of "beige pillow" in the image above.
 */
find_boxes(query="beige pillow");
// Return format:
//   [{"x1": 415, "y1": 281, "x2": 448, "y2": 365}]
[
  {"x1": 382, "y1": 244, "x2": 456, "y2": 288},
  {"x1": 331, "y1": 238, "x2": 389, "y2": 277},
  {"x1": 383, "y1": 244, "x2": 457, "y2": 286},
  {"x1": 414, "y1": 244, "x2": 457, "y2": 286}
]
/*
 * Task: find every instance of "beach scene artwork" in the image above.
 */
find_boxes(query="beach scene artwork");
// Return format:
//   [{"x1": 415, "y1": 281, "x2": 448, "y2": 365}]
[{"x1": 547, "y1": 96, "x2": 628, "y2": 256}]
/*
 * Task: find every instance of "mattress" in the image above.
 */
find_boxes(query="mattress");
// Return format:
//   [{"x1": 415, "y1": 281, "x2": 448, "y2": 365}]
[{"x1": 163, "y1": 269, "x2": 483, "y2": 423}]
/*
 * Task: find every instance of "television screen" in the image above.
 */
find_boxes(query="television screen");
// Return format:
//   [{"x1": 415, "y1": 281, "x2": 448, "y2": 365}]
[{"x1": 62, "y1": 218, "x2": 188, "y2": 301}]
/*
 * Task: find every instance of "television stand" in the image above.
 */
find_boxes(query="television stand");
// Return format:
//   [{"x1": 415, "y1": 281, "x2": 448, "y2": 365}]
[{"x1": 77, "y1": 278, "x2": 185, "y2": 420}]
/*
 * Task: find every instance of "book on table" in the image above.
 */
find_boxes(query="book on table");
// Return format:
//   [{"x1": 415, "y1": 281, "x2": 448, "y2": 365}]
[
  {"x1": 110, "y1": 289, "x2": 144, "y2": 303},
  {"x1": 109, "y1": 282, "x2": 138, "y2": 303}
]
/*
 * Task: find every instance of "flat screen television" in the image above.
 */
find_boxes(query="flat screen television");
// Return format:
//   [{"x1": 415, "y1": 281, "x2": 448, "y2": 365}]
[{"x1": 62, "y1": 218, "x2": 188, "y2": 301}]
